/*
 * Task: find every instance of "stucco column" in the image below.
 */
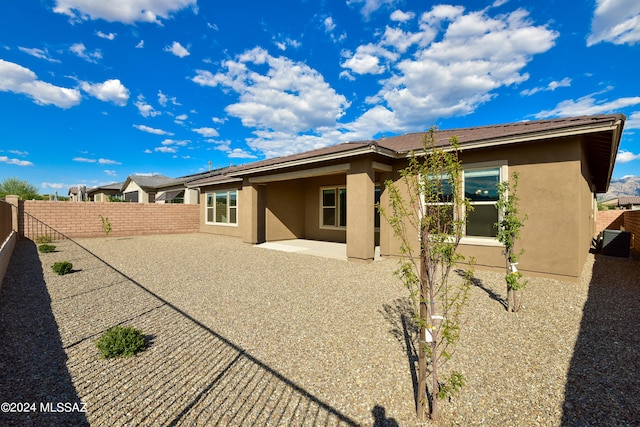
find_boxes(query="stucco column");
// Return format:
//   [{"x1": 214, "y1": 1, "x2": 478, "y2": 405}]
[
  {"x1": 5, "y1": 195, "x2": 19, "y2": 233},
  {"x1": 346, "y1": 159, "x2": 375, "y2": 260},
  {"x1": 240, "y1": 180, "x2": 266, "y2": 244}
]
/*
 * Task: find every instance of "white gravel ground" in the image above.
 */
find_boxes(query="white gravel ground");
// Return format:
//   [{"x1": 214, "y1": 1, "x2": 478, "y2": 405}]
[{"x1": 1, "y1": 233, "x2": 638, "y2": 426}]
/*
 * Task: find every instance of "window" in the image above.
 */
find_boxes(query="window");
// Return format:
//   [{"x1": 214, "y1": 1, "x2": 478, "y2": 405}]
[
  {"x1": 421, "y1": 165, "x2": 504, "y2": 240},
  {"x1": 321, "y1": 187, "x2": 346, "y2": 228},
  {"x1": 464, "y1": 168, "x2": 500, "y2": 237},
  {"x1": 206, "y1": 190, "x2": 237, "y2": 225}
]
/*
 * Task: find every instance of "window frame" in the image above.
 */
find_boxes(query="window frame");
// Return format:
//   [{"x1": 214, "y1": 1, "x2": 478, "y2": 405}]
[
  {"x1": 205, "y1": 189, "x2": 238, "y2": 227},
  {"x1": 320, "y1": 186, "x2": 347, "y2": 230},
  {"x1": 421, "y1": 161, "x2": 507, "y2": 247}
]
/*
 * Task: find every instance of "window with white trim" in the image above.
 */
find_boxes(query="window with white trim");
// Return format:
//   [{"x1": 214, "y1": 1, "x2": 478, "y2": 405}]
[
  {"x1": 464, "y1": 167, "x2": 500, "y2": 237},
  {"x1": 422, "y1": 164, "x2": 504, "y2": 239},
  {"x1": 206, "y1": 190, "x2": 237, "y2": 225},
  {"x1": 321, "y1": 187, "x2": 347, "y2": 228}
]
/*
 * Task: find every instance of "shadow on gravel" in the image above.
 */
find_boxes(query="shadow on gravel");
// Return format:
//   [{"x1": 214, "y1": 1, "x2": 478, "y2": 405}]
[
  {"x1": 562, "y1": 253, "x2": 640, "y2": 425},
  {"x1": 66, "y1": 239, "x2": 362, "y2": 426},
  {"x1": 380, "y1": 299, "x2": 419, "y2": 415},
  {"x1": 456, "y1": 269, "x2": 507, "y2": 310},
  {"x1": 0, "y1": 240, "x2": 89, "y2": 427}
]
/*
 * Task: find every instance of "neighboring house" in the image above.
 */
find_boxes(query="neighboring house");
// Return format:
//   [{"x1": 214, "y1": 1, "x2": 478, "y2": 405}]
[
  {"x1": 87, "y1": 182, "x2": 124, "y2": 202},
  {"x1": 188, "y1": 114, "x2": 625, "y2": 282},
  {"x1": 121, "y1": 174, "x2": 181, "y2": 203},
  {"x1": 68, "y1": 185, "x2": 87, "y2": 202},
  {"x1": 601, "y1": 196, "x2": 640, "y2": 210}
]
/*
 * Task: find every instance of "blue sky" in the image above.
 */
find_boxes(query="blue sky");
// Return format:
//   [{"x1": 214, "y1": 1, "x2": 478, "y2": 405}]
[{"x1": 1, "y1": 0, "x2": 639, "y2": 194}]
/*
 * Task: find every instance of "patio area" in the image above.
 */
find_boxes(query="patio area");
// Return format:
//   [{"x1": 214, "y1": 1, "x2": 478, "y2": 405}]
[{"x1": 0, "y1": 233, "x2": 638, "y2": 426}]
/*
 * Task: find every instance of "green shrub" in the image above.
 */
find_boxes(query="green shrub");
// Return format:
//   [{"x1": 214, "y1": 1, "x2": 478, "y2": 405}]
[
  {"x1": 52, "y1": 261, "x2": 73, "y2": 275},
  {"x1": 35, "y1": 235, "x2": 52, "y2": 244},
  {"x1": 38, "y1": 244, "x2": 56, "y2": 253},
  {"x1": 95, "y1": 325, "x2": 147, "y2": 359}
]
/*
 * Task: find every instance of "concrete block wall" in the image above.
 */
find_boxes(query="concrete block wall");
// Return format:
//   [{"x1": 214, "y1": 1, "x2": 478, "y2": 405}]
[
  {"x1": 623, "y1": 210, "x2": 640, "y2": 252},
  {"x1": 20, "y1": 201, "x2": 200, "y2": 239},
  {"x1": 595, "y1": 210, "x2": 625, "y2": 236}
]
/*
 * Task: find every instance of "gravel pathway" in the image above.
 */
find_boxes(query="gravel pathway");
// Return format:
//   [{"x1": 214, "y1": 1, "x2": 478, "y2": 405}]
[{"x1": 0, "y1": 233, "x2": 638, "y2": 426}]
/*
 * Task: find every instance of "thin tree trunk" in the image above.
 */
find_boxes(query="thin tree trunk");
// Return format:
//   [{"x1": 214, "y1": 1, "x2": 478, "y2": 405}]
[
  {"x1": 431, "y1": 340, "x2": 439, "y2": 420},
  {"x1": 417, "y1": 257, "x2": 428, "y2": 421}
]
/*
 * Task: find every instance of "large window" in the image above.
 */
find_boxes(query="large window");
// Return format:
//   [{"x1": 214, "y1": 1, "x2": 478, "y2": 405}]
[
  {"x1": 206, "y1": 190, "x2": 237, "y2": 225},
  {"x1": 422, "y1": 165, "x2": 503, "y2": 240},
  {"x1": 321, "y1": 187, "x2": 347, "y2": 228},
  {"x1": 464, "y1": 167, "x2": 500, "y2": 237}
]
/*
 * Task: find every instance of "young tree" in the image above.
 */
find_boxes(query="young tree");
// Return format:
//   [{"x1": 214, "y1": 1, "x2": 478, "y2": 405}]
[
  {"x1": 380, "y1": 128, "x2": 472, "y2": 421},
  {"x1": 0, "y1": 177, "x2": 40, "y2": 200},
  {"x1": 496, "y1": 172, "x2": 528, "y2": 312}
]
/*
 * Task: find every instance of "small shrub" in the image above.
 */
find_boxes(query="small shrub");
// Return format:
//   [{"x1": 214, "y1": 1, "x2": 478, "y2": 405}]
[
  {"x1": 35, "y1": 235, "x2": 52, "y2": 244},
  {"x1": 38, "y1": 244, "x2": 56, "y2": 253},
  {"x1": 52, "y1": 261, "x2": 73, "y2": 275},
  {"x1": 99, "y1": 214, "x2": 112, "y2": 237},
  {"x1": 95, "y1": 325, "x2": 146, "y2": 359}
]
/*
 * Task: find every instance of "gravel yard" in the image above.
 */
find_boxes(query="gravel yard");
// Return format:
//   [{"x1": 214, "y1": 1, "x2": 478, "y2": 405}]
[{"x1": 0, "y1": 233, "x2": 638, "y2": 426}]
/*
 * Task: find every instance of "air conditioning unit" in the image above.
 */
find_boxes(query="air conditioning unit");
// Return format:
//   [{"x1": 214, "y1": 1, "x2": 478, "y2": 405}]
[{"x1": 601, "y1": 230, "x2": 631, "y2": 258}]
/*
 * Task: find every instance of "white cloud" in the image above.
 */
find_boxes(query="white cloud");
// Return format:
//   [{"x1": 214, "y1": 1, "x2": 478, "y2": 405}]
[
  {"x1": 0, "y1": 156, "x2": 34, "y2": 166},
  {"x1": 626, "y1": 111, "x2": 640, "y2": 129},
  {"x1": 133, "y1": 124, "x2": 173, "y2": 135},
  {"x1": 80, "y1": 79, "x2": 130, "y2": 106},
  {"x1": 192, "y1": 127, "x2": 219, "y2": 137},
  {"x1": 358, "y1": 6, "x2": 559, "y2": 132},
  {"x1": 175, "y1": 114, "x2": 188, "y2": 121},
  {"x1": 390, "y1": 10, "x2": 415, "y2": 22},
  {"x1": 158, "y1": 90, "x2": 179, "y2": 106},
  {"x1": 534, "y1": 93, "x2": 640, "y2": 118},
  {"x1": 521, "y1": 77, "x2": 571, "y2": 96},
  {"x1": 227, "y1": 148, "x2": 257, "y2": 159},
  {"x1": 324, "y1": 16, "x2": 337, "y2": 32},
  {"x1": 73, "y1": 157, "x2": 121, "y2": 164},
  {"x1": 53, "y1": 0, "x2": 197, "y2": 24},
  {"x1": 96, "y1": 31, "x2": 116, "y2": 40},
  {"x1": 9, "y1": 150, "x2": 29, "y2": 156},
  {"x1": 273, "y1": 37, "x2": 302, "y2": 51},
  {"x1": 161, "y1": 139, "x2": 189, "y2": 146},
  {"x1": 616, "y1": 150, "x2": 640, "y2": 163},
  {"x1": 104, "y1": 170, "x2": 117, "y2": 176},
  {"x1": 164, "y1": 41, "x2": 190, "y2": 58},
  {"x1": 73, "y1": 157, "x2": 96, "y2": 163},
  {"x1": 134, "y1": 95, "x2": 160, "y2": 117},
  {"x1": 42, "y1": 182, "x2": 67, "y2": 189},
  {"x1": 193, "y1": 47, "x2": 350, "y2": 156},
  {"x1": 0, "y1": 59, "x2": 81, "y2": 108},
  {"x1": 341, "y1": 44, "x2": 396, "y2": 74},
  {"x1": 98, "y1": 158, "x2": 121, "y2": 165},
  {"x1": 587, "y1": 0, "x2": 640, "y2": 46},
  {"x1": 136, "y1": 40, "x2": 145, "y2": 49},
  {"x1": 155, "y1": 146, "x2": 177, "y2": 153},
  {"x1": 70, "y1": 42, "x2": 102, "y2": 63},
  {"x1": 348, "y1": 0, "x2": 398, "y2": 19},
  {"x1": 18, "y1": 47, "x2": 60, "y2": 63}
]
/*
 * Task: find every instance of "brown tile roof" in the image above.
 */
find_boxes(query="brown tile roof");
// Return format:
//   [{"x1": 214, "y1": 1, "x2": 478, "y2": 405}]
[
  {"x1": 376, "y1": 114, "x2": 625, "y2": 153},
  {"x1": 189, "y1": 114, "x2": 625, "y2": 191}
]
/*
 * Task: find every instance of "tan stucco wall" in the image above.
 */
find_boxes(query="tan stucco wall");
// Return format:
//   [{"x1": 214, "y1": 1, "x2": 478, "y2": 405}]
[
  {"x1": 122, "y1": 181, "x2": 150, "y2": 203},
  {"x1": 265, "y1": 181, "x2": 305, "y2": 241},
  {"x1": 380, "y1": 136, "x2": 594, "y2": 281}
]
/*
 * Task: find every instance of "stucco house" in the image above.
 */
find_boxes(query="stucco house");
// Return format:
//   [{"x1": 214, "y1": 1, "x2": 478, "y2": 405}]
[
  {"x1": 87, "y1": 182, "x2": 124, "y2": 202},
  {"x1": 601, "y1": 196, "x2": 640, "y2": 210},
  {"x1": 188, "y1": 114, "x2": 625, "y2": 282},
  {"x1": 121, "y1": 174, "x2": 199, "y2": 204}
]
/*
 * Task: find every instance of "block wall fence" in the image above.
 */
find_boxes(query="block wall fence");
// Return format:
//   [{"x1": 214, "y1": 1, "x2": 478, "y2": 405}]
[
  {"x1": 17, "y1": 200, "x2": 200, "y2": 239},
  {"x1": 595, "y1": 209, "x2": 640, "y2": 252}
]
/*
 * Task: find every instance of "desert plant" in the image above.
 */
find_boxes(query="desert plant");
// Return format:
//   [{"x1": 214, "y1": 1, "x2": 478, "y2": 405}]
[
  {"x1": 99, "y1": 215, "x2": 112, "y2": 237},
  {"x1": 379, "y1": 128, "x2": 473, "y2": 421},
  {"x1": 34, "y1": 235, "x2": 53, "y2": 244},
  {"x1": 52, "y1": 261, "x2": 73, "y2": 275},
  {"x1": 95, "y1": 325, "x2": 146, "y2": 359},
  {"x1": 38, "y1": 243, "x2": 56, "y2": 253},
  {"x1": 496, "y1": 172, "x2": 529, "y2": 312}
]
